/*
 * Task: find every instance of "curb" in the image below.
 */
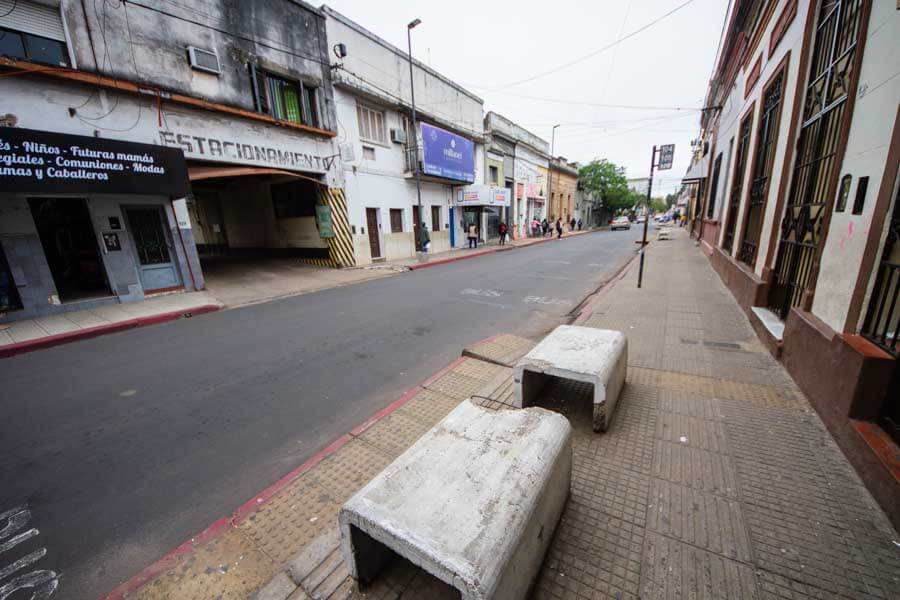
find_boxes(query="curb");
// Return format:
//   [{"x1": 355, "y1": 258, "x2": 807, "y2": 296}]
[
  {"x1": 102, "y1": 354, "x2": 470, "y2": 600},
  {"x1": 572, "y1": 252, "x2": 640, "y2": 326},
  {"x1": 0, "y1": 304, "x2": 222, "y2": 359},
  {"x1": 407, "y1": 228, "x2": 599, "y2": 271}
]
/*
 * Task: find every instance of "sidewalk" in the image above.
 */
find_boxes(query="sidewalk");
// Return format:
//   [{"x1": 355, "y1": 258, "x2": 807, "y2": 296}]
[
  {"x1": 0, "y1": 291, "x2": 221, "y2": 358},
  {"x1": 111, "y1": 228, "x2": 900, "y2": 599}
]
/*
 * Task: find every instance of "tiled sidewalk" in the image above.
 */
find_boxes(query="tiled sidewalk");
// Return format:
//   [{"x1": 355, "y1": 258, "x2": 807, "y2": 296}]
[{"x1": 120, "y1": 230, "x2": 900, "y2": 599}]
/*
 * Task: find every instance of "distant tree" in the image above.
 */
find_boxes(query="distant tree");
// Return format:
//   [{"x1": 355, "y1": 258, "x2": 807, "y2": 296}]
[
  {"x1": 664, "y1": 192, "x2": 679, "y2": 207},
  {"x1": 578, "y1": 160, "x2": 631, "y2": 213},
  {"x1": 650, "y1": 198, "x2": 668, "y2": 213}
]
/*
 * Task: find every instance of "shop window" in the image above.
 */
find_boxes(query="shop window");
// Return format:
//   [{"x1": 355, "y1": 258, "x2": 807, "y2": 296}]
[
  {"x1": 431, "y1": 206, "x2": 441, "y2": 232},
  {"x1": 0, "y1": 244, "x2": 22, "y2": 312},
  {"x1": 358, "y1": 103, "x2": 386, "y2": 144},
  {"x1": 272, "y1": 180, "x2": 319, "y2": 218},
  {"x1": 251, "y1": 66, "x2": 321, "y2": 128},
  {"x1": 389, "y1": 209, "x2": 403, "y2": 233}
]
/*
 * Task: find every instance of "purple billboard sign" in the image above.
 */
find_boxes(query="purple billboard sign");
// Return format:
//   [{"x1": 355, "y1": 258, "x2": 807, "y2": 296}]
[{"x1": 420, "y1": 123, "x2": 475, "y2": 183}]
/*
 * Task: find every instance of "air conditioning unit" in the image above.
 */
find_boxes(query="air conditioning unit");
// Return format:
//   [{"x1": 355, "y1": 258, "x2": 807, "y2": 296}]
[
  {"x1": 390, "y1": 128, "x2": 408, "y2": 145},
  {"x1": 187, "y1": 47, "x2": 221, "y2": 75}
]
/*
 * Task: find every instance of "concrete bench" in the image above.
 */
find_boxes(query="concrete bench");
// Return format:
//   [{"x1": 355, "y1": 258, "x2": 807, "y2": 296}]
[
  {"x1": 339, "y1": 400, "x2": 572, "y2": 600},
  {"x1": 514, "y1": 325, "x2": 627, "y2": 432},
  {"x1": 657, "y1": 227, "x2": 672, "y2": 240}
]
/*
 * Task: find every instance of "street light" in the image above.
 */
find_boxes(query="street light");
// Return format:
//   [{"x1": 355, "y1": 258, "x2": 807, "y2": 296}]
[
  {"x1": 547, "y1": 124, "x2": 560, "y2": 224},
  {"x1": 407, "y1": 18, "x2": 423, "y2": 252}
]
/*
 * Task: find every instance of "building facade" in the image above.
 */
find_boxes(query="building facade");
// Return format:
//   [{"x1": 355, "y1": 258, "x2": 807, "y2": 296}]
[
  {"x1": 690, "y1": 0, "x2": 899, "y2": 526},
  {"x1": 0, "y1": 0, "x2": 345, "y2": 321},
  {"x1": 323, "y1": 7, "x2": 485, "y2": 263},
  {"x1": 548, "y1": 157, "x2": 578, "y2": 224}
]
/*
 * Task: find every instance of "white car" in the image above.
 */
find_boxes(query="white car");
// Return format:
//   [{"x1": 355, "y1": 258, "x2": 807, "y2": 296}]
[{"x1": 611, "y1": 216, "x2": 631, "y2": 231}]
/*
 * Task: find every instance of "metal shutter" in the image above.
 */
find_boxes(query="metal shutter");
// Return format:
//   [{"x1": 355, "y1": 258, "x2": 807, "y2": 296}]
[{"x1": 0, "y1": 0, "x2": 65, "y2": 42}]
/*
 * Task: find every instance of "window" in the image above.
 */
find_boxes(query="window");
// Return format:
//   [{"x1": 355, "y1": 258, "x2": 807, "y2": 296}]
[
  {"x1": 357, "y1": 104, "x2": 386, "y2": 144},
  {"x1": 489, "y1": 165, "x2": 499, "y2": 185},
  {"x1": 707, "y1": 154, "x2": 723, "y2": 218},
  {"x1": 431, "y1": 206, "x2": 441, "y2": 232},
  {"x1": 739, "y1": 69, "x2": 785, "y2": 267},
  {"x1": 389, "y1": 209, "x2": 403, "y2": 233},
  {"x1": 362, "y1": 146, "x2": 376, "y2": 161},
  {"x1": 251, "y1": 66, "x2": 321, "y2": 127},
  {"x1": 0, "y1": 0, "x2": 70, "y2": 67},
  {"x1": 722, "y1": 111, "x2": 753, "y2": 253},
  {"x1": 271, "y1": 180, "x2": 318, "y2": 218}
]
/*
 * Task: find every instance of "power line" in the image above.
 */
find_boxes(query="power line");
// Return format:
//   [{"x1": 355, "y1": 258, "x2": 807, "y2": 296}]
[
  {"x1": 476, "y1": 89, "x2": 703, "y2": 111},
  {"x1": 477, "y1": 0, "x2": 698, "y2": 89}
]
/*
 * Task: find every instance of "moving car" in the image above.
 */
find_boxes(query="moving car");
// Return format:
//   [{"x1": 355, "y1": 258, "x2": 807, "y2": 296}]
[{"x1": 611, "y1": 216, "x2": 631, "y2": 231}]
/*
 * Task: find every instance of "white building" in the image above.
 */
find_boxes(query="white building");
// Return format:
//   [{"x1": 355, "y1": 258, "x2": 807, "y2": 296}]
[{"x1": 322, "y1": 7, "x2": 486, "y2": 263}]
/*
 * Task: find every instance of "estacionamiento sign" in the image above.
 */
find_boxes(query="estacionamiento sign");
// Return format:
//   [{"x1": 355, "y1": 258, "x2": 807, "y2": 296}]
[
  {"x1": 0, "y1": 127, "x2": 189, "y2": 197},
  {"x1": 658, "y1": 144, "x2": 675, "y2": 170}
]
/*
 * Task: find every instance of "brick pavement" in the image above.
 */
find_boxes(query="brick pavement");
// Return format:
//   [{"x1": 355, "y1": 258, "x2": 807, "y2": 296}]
[{"x1": 122, "y1": 230, "x2": 900, "y2": 599}]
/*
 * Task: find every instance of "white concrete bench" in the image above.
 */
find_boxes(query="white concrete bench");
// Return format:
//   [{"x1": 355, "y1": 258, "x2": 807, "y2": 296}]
[
  {"x1": 339, "y1": 400, "x2": 572, "y2": 600},
  {"x1": 657, "y1": 226, "x2": 672, "y2": 240},
  {"x1": 514, "y1": 325, "x2": 627, "y2": 432}
]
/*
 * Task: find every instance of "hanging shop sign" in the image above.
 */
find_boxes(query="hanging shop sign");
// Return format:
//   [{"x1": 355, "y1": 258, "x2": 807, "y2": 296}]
[
  {"x1": 420, "y1": 123, "x2": 475, "y2": 183},
  {"x1": 456, "y1": 185, "x2": 510, "y2": 207},
  {"x1": 657, "y1": 144, "x2": 675, "y2": 170},
  {"x1": 316, "y1": 204, "x2": 334, "y2": 238},
  {"x1": 0, "y1": 127, "x2": 189, "y2": 197}
]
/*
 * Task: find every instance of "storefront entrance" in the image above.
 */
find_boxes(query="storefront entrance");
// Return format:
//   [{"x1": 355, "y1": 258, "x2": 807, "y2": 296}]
[
  {"x1": 125, "y1": 207, "x2": 182, "y2": 292},
  {"x1": 0, "y1": 244, "x2": 22, "y2": 312},
  {"x1": 28, "y1": 198, "x2": 111, "y2": 303}
]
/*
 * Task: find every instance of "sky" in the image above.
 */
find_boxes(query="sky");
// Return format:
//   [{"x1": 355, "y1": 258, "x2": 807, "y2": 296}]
[{"x1": 321, "y1": 0, "x2": 729, "y2": 196}]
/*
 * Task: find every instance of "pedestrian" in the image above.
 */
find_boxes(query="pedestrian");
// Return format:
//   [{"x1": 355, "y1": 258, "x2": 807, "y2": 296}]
[
  {"x1": 420, "y1": 221, "x2": 431, "y2": 254},
  {"x1": 570, "y1": 217, "x2": 576, "y2": 232},
  {"x1": 467, "y1": 222, "x2": 478, "y2": 248},
  {"x1": 556, "y1": 218, "x2": 563, "y2": 239},
  {"x1": 577, "y1": 218, "x2": 583, "y2": 230},
  {"x1": 541, "y1": 218, "x2": 549, "y2": 237},
  {"x1": 498, "y1": 221, "x2": 508, "y2": 245},
  {"x1": 532, "y1": 218, "x2": 540, "y2": 237}
]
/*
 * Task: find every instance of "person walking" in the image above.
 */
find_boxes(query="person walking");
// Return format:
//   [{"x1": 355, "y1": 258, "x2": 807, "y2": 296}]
[
  {"x1": 498, "y1": 221, "x2": 508, "y2": 245},
  {"x1": 570, "y1": 217, "x2": 576, "y2": 232},
  {"x1": 577, "y1": 218, "x2": 583, "y2": 231},
  {"x1": 555, "y1": 217, "x2": 563, "y2": 239},
  {"x1": 467, "y1": 222, "x2": 478, "y2": 248},
  {"x1": 419, "y1": 221, "x2": 431, "y2": 255},
  {"x1": 541, "y1": 218, "x2": 549, "y2": 237}
]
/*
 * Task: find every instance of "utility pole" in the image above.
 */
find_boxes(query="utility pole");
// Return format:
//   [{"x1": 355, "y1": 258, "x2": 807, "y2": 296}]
[
  {"x1": 637, "y1": 146, "x2": 656, "y2": 289},
  {"x1": 547, "y1": 124, "x2": 559, "y2": 221},
  {"x1": 407, "y1": 18, "x2": 423, "y2": 252}
]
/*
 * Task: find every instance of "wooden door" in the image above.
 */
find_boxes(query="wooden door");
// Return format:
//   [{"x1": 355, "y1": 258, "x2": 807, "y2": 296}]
[{"x1": 366, "y1": 208, "x2": 381, "y2": 259}]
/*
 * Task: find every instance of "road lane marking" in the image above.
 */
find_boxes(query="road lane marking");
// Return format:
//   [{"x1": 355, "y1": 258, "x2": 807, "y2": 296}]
[
  {"x1": 460, "y1": 288, "x2": 504, "y2": 297},
  {"x1": 0, "y1": 504, "x2": 58, "y2": 599},
  {"x1": 463, "y1": 298, "x2": 510, "y2": 309},
  {"x1": 522, "y1": 296, "x2": 570, "y2": 306}
]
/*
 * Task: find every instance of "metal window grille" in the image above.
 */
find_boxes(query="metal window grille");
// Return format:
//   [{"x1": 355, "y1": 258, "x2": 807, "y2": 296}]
[
  {"x1": 768, "y1": 0, "x2": 864, "y2": 319},
  {"x1": 739, "y1": 70, "x2": 786, "y2": 267},
  {"x1": 722, "y1": 112, "x2": 754, "y2": 252},
  {"x1": 707, "y1": 154, "x2": 723, "y2": 219},
  {"x1": 861, "y1": 185, "x2": 900, "y2": 356}
]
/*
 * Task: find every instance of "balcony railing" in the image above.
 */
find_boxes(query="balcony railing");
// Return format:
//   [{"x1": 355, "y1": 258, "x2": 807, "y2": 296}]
[{"x1": 404, "y1": 144, "x2": 423, "y2": 174}]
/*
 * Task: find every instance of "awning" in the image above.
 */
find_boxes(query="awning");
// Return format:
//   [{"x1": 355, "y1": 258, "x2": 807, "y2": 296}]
[
  {"x1": 681, "y1": 156, "x2": 709, "y2": 183},
  {"x1": 188, "y1": 165, "x2": 326, "y2": 186}
]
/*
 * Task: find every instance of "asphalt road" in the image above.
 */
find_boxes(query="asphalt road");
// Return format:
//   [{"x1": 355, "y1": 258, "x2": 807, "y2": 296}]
[{"x1": 0, "y1": 227, "x2": 642, "y2": 598}]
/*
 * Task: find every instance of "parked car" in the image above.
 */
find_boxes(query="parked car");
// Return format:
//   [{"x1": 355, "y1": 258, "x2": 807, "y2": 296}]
[
  {"x1": 636, "y1": 215, "x2": 646, "y2": 224},
  {"x1": 611, "y1": 216, "x2": 631, "y2": 231}
]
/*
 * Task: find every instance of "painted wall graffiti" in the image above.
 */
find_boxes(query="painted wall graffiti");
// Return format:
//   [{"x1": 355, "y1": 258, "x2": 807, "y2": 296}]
[{"x1": 0, "y1": 505, "x2": 58, "y2": 600}]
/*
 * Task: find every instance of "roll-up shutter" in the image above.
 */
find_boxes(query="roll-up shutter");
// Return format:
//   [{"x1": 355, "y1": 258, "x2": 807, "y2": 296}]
[{"x1": 0, "y1": 0, "x2": 65, "y2": 42}]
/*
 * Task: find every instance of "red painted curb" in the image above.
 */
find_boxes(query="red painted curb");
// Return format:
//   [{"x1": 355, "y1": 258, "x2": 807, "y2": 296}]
[
  {"x1": 102, "y1": 353, "x2": 474, "y2": 600},
  {"x1": 0, "y1": 304, "x2": 222, "y2": 359}
]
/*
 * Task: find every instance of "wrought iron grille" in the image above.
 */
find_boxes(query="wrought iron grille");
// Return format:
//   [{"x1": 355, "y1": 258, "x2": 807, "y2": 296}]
[
  {"x1": 768, "y1": 0, "x2": 864, "y2": 319},
  {"x1": 862, "y1": 185, "x2": 900, "y2": 356},
  {"x1": 739, "y1": 70, "x2": 785, "y2": 267},
  {"x1": 707, "y1": 154, "x2": 723, "y2": 219},
  {"x1": 722, "y1": 113, "x2": 753, "y2": 252}
]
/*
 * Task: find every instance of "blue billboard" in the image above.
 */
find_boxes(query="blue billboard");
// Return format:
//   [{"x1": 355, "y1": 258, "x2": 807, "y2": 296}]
[{"x1": 420, "y1": 123, "x2": 475, "y2": 183}]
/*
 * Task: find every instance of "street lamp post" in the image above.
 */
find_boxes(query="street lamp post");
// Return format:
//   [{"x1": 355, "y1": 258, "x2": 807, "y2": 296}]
[
  {"x1": 407, "y1": 18, "x2": 423, "y2": 252},
  {"x1": 547, "y1": 124, "x2": 560, "y2": 224}
]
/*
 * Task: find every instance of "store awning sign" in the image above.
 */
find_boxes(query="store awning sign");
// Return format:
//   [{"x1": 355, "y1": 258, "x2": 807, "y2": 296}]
[
  {"x1": 421, "y1": 123, "x2": 475, "y2": 183},
  {"x1": 455, "y1": 185, "x2": 510, "y2": 207},
  {"x1": 0, "y1": 127, "x2": 189, "y2": 197}
]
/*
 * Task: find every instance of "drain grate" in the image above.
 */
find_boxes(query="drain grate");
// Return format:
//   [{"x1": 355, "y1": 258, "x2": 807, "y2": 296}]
[{"x1": 680, "y1": 338, "x2": 744, "y2": 351}]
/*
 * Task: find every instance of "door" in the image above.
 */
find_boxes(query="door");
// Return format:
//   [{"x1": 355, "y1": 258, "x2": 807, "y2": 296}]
[
  {"x1": 125, "y1": 207, "x2": 182, "y2": 292},
  {"x1": 28, "y1": 197, "x2": 111, "y2": 302},
  {"x1": 412, "y1": 205, "x2": 421, "y2": 250},
  {"x1": 366, "y1": 208, "x2": 381, "y2": 259},
  {"x1": 768, "y1": 0, "x2": 865, "y2": 318}
]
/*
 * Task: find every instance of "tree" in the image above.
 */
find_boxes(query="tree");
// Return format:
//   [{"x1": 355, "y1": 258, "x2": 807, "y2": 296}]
[
  {"x1": 578, "y1": 160, "x2": 631, "y2": 213},
  {"x1": 650, "y1": 198, "x2": 668, "y2": 213}
]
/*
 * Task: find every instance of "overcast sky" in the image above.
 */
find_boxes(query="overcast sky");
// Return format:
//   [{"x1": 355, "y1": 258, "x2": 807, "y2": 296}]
[{"x1": 322, "y1": 0, "x2": 728, "y2": 195}]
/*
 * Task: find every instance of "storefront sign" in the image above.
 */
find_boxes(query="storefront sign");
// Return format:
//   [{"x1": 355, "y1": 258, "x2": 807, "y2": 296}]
[
  {"x1": 420, "y1": 123, "x2": 475, "y2": 183},
  {"x1": 0, "y1": 128, "x2": 189, "y2": 197},
  {"x1": 159, "y1": 129, "x2": 336, "y2": 174},
  {"x1": 316, "y1": 205, "x2": 334, "y2": 238},
  {"x1": 455, "y1": 185, "x2": 510, "y2": 207}
]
